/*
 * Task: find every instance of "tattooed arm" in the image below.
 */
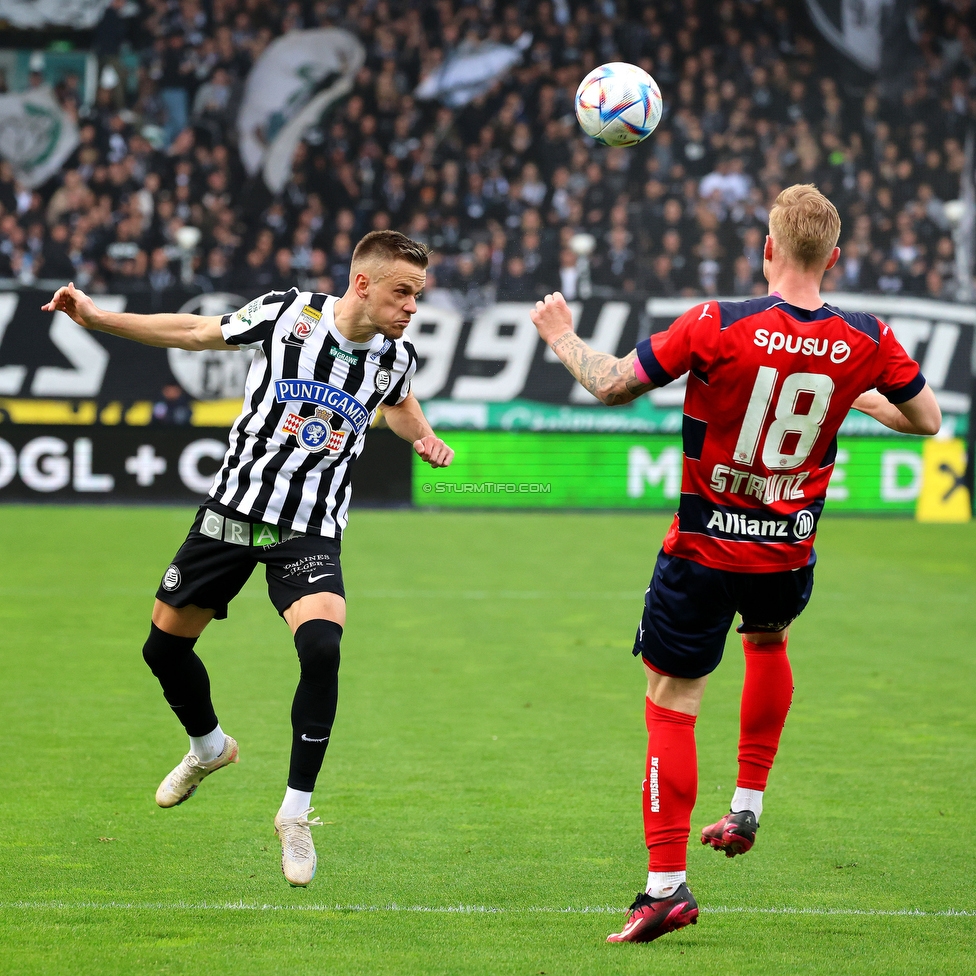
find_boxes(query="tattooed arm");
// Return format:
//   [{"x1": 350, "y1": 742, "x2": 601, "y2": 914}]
[{"x1": 530, "y1": 292, "x2": 657, "y2": 405}]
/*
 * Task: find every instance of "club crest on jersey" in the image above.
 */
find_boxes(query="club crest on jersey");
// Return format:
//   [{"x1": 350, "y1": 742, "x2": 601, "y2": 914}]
[
  {"x1": 274, "y1": 379, "x2": 369, "y2": 434},
  {"x1": 292, "y1": 304, "x2": 322, "y2": 341},
  {"x1": 298, "y1": 412, "x2": 347, "y2": 454},
  {"x1": 282, "y1": 407, "x2": 348, "y2": 454},
  {"x1": 375, "y1": 367, "x2": 392, "y2": 393}
]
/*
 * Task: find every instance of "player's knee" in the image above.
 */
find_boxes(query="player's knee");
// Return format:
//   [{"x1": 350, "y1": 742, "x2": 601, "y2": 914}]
[
  {"x1": 142, "y1": 622, "x2": 198, "y2": 674},
  {"x1": 294, "y1": 619, "x2": 342, "y2": 685},
  {"x1": 741, "y1": 628, "x2": 789, "y2": 649}
]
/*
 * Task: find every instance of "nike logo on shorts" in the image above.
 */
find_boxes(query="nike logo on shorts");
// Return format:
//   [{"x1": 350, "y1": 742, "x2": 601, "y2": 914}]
[
  {"x1": 308, "y1": 573, "x2": 334, "y2": 582},
  {"x1": 301, "y1": 733, "x2": 330, "y2": 743}
]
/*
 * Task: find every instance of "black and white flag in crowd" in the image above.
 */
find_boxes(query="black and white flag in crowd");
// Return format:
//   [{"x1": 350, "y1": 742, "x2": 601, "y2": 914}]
[
  {"x1": 236, "y1": 29, "x2": 365, "y2": 194},
  {"x1": 803, "y1": 0, "x2": 913, "y2": 74},
  {"x1": 0, "y1": 0, "x2": 110, "y2": 28},
  {"x1": 415, "y1": 33, "x2": 531, "y2": 107},
  {"x1": 0, "y1": 88, "x2": 79, "y2": 188}
]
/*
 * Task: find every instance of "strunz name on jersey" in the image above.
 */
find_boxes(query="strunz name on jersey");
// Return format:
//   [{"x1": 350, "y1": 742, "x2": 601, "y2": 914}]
[
  {"x1": 710, "y1": 464, "x2": 809, "y2": 504},
  {"x1": 273, "y1": 380, "x2": 370, "y2": 434}
]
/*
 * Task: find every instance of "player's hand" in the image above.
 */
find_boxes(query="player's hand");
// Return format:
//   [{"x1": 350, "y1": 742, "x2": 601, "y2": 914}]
[
  {"x1": 41, "y1": 282, "x2": 102, "y2": 330},
  {"x1": 414, "y1": 435, "x2": 454, "y2": 468},
  {"x1": 530, "y1": 292, "x2": 574, "y2": 346}
]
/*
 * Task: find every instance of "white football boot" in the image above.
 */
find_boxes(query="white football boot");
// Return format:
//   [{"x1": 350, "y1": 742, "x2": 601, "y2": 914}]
[
  {"x1": 155, "y1": 736, "x2": 239, "y2": 807},
  {"x1": 274, "y1": 807, "x2": 323, "y2": 886}
]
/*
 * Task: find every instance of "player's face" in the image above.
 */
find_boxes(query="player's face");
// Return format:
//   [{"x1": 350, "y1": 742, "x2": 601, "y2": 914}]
[{"x1": 366, "y1": 261, "x2": 426, "y2": 339}]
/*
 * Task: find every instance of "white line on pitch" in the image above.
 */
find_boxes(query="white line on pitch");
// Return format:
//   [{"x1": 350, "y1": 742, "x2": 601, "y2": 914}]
[
  {"x1": 0, "y1": 589, "x2": 639, "y2": 601},
  {"x1": 1, "y1": 902, "x2": 973, "y2": 918},
  {"x1": 356, "y1": 590, "x2": 638, "y2": 600}
]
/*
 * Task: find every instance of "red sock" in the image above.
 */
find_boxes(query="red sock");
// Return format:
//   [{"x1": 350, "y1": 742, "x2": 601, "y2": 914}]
[
  {"x1": 643, "y1": 698, "x2": 698, "y2": 872},
  {"x1": 737, "y1": 637, "x2": 794, "y2": 791}
]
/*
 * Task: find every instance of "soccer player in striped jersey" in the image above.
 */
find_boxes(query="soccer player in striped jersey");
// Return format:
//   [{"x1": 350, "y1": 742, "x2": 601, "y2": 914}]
[
  {"x1": 42, "y1": 231, "x2": 453, "y2": 886},
  {"x1": 530, "y1": 185, "x2": 942, "y2": 944}
]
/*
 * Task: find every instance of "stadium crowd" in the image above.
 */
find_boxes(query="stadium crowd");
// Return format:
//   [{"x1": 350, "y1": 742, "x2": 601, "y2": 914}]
[{"x1": 1, "y1": 0, "x2": 974, "y2": 306}]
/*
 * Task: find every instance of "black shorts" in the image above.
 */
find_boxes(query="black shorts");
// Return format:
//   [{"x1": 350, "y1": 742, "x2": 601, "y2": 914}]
[
  {"x1": 632, "y1": 549, "x2": 814, "y2": 679},
  {"x1": 155, "y1": 501, "x2": 345, "y2": 619}
]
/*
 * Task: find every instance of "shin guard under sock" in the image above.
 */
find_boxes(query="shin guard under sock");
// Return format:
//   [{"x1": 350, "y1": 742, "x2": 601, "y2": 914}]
[
  {"x1": 643, "y1": 698, "x2": 698, "y2": 872},
  {"x1": 737, "y1": 637, "x2": 793, "y2": 791},
  {"x1": 142, "y1": 623, "x2": 219, "y2": 737},
  {"x1": 288, "y1": 619, "x2": 342, "y2": 792}
]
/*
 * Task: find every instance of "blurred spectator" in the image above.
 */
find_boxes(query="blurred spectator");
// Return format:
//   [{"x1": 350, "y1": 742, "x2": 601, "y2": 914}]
[
  {"x1": 201, "y1": 247, "x2": 233, "y2": 291},
  {"x1": 41, "y1": 223, "x2": 76, "y2": 280},
  {"x1": 152, "y1": 383, "x2": 192, "y2": 425},
  {"x1": 593, "y1": 227, "x2": 637, "y2": 293},
  {"x1": 558, "y1": 248, "x2": 580, "y2": 300},
  {"x1": 148, "y1": 247, "x2": 177, "y2": 291},
  {"x1": 648, "y1": 254, "x2": 677, "y2": 297},
  {"x1": 497, "y1": 256, "x2": 536, "y2": 300},
  {"x1": 731, "y1": 255, "x2": 758, "y2": 296}
]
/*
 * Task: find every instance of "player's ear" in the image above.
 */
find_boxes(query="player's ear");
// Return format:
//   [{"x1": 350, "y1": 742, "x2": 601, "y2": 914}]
[
  {"x1": 763, "y1": 236, "x2": 774, "y2": 261},
  {"x1": 823, "y1": 246, "x2": 841, "y2": 271},
  {"x1": 353, "y1": 270, "x2": 370, "y2": 298}
]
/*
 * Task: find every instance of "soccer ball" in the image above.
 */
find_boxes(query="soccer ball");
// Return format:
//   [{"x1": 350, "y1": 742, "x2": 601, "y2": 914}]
[{"x1": 574, "y1": 62, "x2": 663, "y2": 147}]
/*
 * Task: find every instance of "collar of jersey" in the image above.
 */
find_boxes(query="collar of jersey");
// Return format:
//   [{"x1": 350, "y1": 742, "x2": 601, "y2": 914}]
[
  {"x1": 325, "y1": 328, "x2": 377, "y2": 351},
  {"x1": 769, "y1": 297, "x2": 833, "y2": 322}
]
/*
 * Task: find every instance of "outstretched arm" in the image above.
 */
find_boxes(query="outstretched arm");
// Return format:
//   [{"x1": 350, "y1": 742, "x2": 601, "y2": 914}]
[
  {"x1": 529, "y1": 291, "x2": 656, "y2": 405},
  {"x1": 42, "y1": 282, "x2": 232, "y2": 351},
  {"x1": 852, "y1": 386, "x2": 942, "y2": 436},
  {"x1": 382, "y1": 393, "x2": 454, "y2": 468}
]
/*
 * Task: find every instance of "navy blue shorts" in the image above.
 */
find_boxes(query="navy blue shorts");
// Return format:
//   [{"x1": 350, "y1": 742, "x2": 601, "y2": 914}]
[{"x1": 632, "y1": 549, "x2": 814, "y2": 679}]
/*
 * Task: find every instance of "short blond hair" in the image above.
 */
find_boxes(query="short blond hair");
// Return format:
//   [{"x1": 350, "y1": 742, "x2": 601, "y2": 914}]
[{"x1": 768, "y1": 184, "x2": 841, "y2": 270}]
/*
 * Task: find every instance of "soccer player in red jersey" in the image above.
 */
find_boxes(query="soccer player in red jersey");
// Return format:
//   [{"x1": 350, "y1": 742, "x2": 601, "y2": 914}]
[{"x1": 530, "y1": 185, "x2": 942, "y2": 944}]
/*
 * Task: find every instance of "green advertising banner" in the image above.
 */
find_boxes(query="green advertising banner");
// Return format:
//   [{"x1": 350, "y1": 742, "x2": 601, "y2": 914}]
[{"x1": 414, "y1": 433, "x2": 925, "y2": 513}]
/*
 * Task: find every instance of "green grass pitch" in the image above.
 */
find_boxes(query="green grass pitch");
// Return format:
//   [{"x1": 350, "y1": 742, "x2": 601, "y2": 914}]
[{"x1": 1, "y1": 506, "x2": 974, "y2": 975}]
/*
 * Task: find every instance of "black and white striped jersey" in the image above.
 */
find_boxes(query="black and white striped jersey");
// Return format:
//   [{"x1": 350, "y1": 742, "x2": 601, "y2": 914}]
[{"x1": 208, "y1": 289, "x2": 417, "y2": 538}]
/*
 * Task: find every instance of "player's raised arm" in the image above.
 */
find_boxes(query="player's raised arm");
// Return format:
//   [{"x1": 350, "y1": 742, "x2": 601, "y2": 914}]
[
  {"x1": 382, "y1": 392, "x2": 454, "y2": 467},
  {"x1": 42, "y1": 281, "x2": 232, "y2": 351},
  {"x1": 530, "y1": 291, "x2": 656, "y2": 405},
  {"x1": 851, "y1": 386, "x2": 942, "y2": 436}
]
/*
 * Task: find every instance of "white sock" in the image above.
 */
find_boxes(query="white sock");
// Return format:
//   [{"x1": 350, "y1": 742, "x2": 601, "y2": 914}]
[
  {"x1": 731, "y1": 787, "x2": 764, "y2": 820},
  {"x1": 278, "y1": 786, "x2": 313, "y2": 820},
  {"x1": 189, "y1": 724, "x2": 225, "y2": 763},
  {"x1": 646, "y1": 870, "x2": 686, "y2": 899}
]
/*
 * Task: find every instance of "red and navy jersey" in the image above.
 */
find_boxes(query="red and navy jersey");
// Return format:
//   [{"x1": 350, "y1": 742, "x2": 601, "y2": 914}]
[{"x1": 634, "y1": 295, "x2": 924, "y2": 572}]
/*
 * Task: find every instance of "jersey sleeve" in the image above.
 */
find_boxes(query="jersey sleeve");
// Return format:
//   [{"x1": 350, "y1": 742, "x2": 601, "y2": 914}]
[
  {"x1": 220, "y1": 289, "x2": 297, "y2": 350},
  {"x1": 383, "y1": 341, "x2": 418, "y2": 405},
  {"x1": 873, "y1": 318, "x2": 926, "y2": 403},
  {"x1": 634, "y1": 303, "x2": 717, "y2": 386}
]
